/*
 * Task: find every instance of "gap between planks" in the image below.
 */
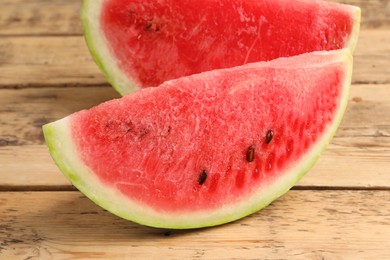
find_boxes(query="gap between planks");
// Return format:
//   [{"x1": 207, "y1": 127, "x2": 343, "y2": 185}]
[
  {"x1": 0, "y1": 186, "x2": 389, "y2": 192},
  {"x1": 0, "y1": 34, "x2": 83, "y2": 38},
  {"x1": 0, "y1": 82, "x2": 111, "y2": 90}
]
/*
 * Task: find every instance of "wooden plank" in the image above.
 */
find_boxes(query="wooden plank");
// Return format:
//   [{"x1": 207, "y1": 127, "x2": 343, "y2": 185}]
[
  {"x1": 338, "y1": 84, "x2": 390, "y2": 137},
  {"x1": 0, "y1": 191, "x2": 389, "y2": 259},
  {"x1": 0, "y1": 85, "x2": 389, "y2": 189},
  {"x1": 0, "y1": 0, "x2": 388, "y2": 36},
  {"x1": 0, "y1": 145, "x2": 71, "y2": 190},
  {"x1": 1, "y1": 140, "x2": 389, "y2": 189},
  {"x1": 0, "y1": 0, "x2": 82, "y2": 36},
  {"x1": 0, "y1": 30, "x2": 388, "y2": 87},
  {"x1": 1, "y1": 84, "x2": 388, "y2": 146},
  {"x1": 300, "y1": 138, "x2": 390, "y2": 188},
  {"x1": 0, "y1": 36, "x2": 106, "y2": 87},
  {"x1": 329, "y1": 0, "x2": 390, "y2": 29},
  {"x1": 353, "y1": 29, "x2": 390, "y2": 84},
  {"x1": 0, "y1": 87, "x2": 120, "y2": 146}
]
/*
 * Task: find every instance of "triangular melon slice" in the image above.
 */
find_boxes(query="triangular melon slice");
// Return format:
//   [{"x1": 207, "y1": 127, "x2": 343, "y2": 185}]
[
  {"x1": 44, "y1": 49, "x2": 352, "y2": 229},
  {"x1": 82, "y1": 0, "x2": 360, "y2": 94}
]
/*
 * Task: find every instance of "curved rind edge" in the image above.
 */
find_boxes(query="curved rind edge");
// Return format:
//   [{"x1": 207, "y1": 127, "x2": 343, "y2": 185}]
[
  {"x1": 347, "y1": 6, "x2": 361, "y2": 53},
  {"x1": 43, "y1": 50, "x2": 353, "y2": 229},
  {"x1": 81, "y1": 0, "x2": 138, "y2": 95},
  {"x1": 81, "y1": 0, "x2": 359, "y2": 96}
]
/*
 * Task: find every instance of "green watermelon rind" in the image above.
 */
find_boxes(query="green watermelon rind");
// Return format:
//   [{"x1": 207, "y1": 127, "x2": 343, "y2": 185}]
[
  {"x1": 81, "y1": 0, "x2": 360, "y2": 95},
  {"x1": 82, "y1": 0, "x2": 136, "y2": 95},
  {"x1": 43, "y1": 50, "x2": 353, "y2": 229}
]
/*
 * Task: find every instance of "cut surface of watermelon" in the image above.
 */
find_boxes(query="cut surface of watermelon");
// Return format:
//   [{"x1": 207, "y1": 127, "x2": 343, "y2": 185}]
[
  {"x1": 82, "y1": 0, "x2": 360, "y2": 94},
  {"x1": 44, "y1": 49, "x2": 352, "y2": 229}
]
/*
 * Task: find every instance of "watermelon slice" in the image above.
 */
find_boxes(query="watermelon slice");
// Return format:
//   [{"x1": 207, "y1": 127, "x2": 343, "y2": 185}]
[
  {"x1": 82, "y1": 0, "x2": 360, "y2": 94},
  {"x1": 43, "y1": 49, "x2": 352, "y2": 229}
]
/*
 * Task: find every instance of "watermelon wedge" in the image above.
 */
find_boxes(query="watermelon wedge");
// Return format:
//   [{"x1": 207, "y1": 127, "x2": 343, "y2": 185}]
[
  {"x1": 43, "y1": 49, "x2": 352, "y2": 229},
  {"x1": 82, "y1": 0, "x2": 360, "y2": 94}
]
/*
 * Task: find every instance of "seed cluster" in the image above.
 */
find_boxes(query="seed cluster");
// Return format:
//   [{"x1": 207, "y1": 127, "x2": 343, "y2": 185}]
[{"x1": 197, "y1": 130, "x2": 274, "y2": 185}]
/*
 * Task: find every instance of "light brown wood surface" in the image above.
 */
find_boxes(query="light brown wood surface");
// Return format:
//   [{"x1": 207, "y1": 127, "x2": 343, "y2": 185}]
[
  {"x1": 1, "y1": 191, "x2": 389, "y2": 259},
  {"x1": 0, "y1": 0, "x2": 82, "y2": 36},
  {"x1": 0, "y1": 0, "x2": 389, "y2": 259}
]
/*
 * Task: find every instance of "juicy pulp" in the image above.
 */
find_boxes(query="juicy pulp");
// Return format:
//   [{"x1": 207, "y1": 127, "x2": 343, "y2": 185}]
[
  {"x1": 82, "y1": 0, "x2": 360, "y2": 94},
  {"x1": 43, "y1": 49, "x2": 353, "y2": 228}
]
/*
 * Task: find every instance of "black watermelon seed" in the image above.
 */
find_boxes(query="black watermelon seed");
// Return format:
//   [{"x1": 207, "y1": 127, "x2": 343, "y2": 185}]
[
  {"x1": 246, "y1": 146, "x2": 255, "y2": 162},
  {"x1": 145, "y1": 23, "x2": 152, "y2": 30},
  {"x1": 266, "y1": 130, "x2": 274, "y2": 144},
  {"x1": 145, "y1": 22, "x2": 160, "y2": 32},
  {"x1": 198, "y1": 170, "x2": 208, "y2": 185}
]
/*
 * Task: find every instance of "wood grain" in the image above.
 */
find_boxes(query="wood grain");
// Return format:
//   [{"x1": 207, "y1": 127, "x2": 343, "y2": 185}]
[
  {"x1": 0, "y1": 0, "x2": 389, "y2": 37},
  {"x1": 353, "y1": 29, "x2": 390, "y2": 84},
  {"x1": 0, "y1": 145, "x2": 71, "y2": 190},
  {"x1": 0, "y1": 30, "x2": 388, "y2": 88},
  {"x1": 0, "y1": 191, "x2": 389, "y2": 259},
  {"x1": 0, "y1": 0, "x2": 82, "y2": 36},
  {"x1": 0, "y1": 36, "x2": 105, "y2": 87},
  {"x1": 329, "y1": 0, "x2": 390, "y2": 28},
  {"x1": 0, "y1": 87, "x2": 120, "y2": 146},
  {"x1": 0, "y1": 1, "x2": 389, "y2": 258}
]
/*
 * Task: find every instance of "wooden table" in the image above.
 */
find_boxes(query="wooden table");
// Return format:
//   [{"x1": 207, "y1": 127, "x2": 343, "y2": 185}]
[{"x1": 1, "y1": 0, "x2": 389, "y2": 259}]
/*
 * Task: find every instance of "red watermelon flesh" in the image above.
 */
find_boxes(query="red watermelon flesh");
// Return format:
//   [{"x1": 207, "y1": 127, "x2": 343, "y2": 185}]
[
  {"x1": 82, "y1": 0, "x2": 360, "y2": 94},
  {"x1": 43, "y1": 49, "x2": 352, "y2": 228}
]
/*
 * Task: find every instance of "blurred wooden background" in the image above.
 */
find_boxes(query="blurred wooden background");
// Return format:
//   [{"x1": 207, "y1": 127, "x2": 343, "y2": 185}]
[{"x1": 0, "y1": 0, "x2": 389, "y2": 259}]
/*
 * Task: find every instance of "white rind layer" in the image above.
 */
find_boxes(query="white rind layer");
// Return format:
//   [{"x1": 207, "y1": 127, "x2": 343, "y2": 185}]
[
  {"x1": 82, "y1": 0, "x2": 138, "y2": 95},
  {"x1": 43, "y1": 50, "x2": 353, "y2": 229},
  {"x1": 346, "y1": 6, "x2": 361, "y2": 53}
]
